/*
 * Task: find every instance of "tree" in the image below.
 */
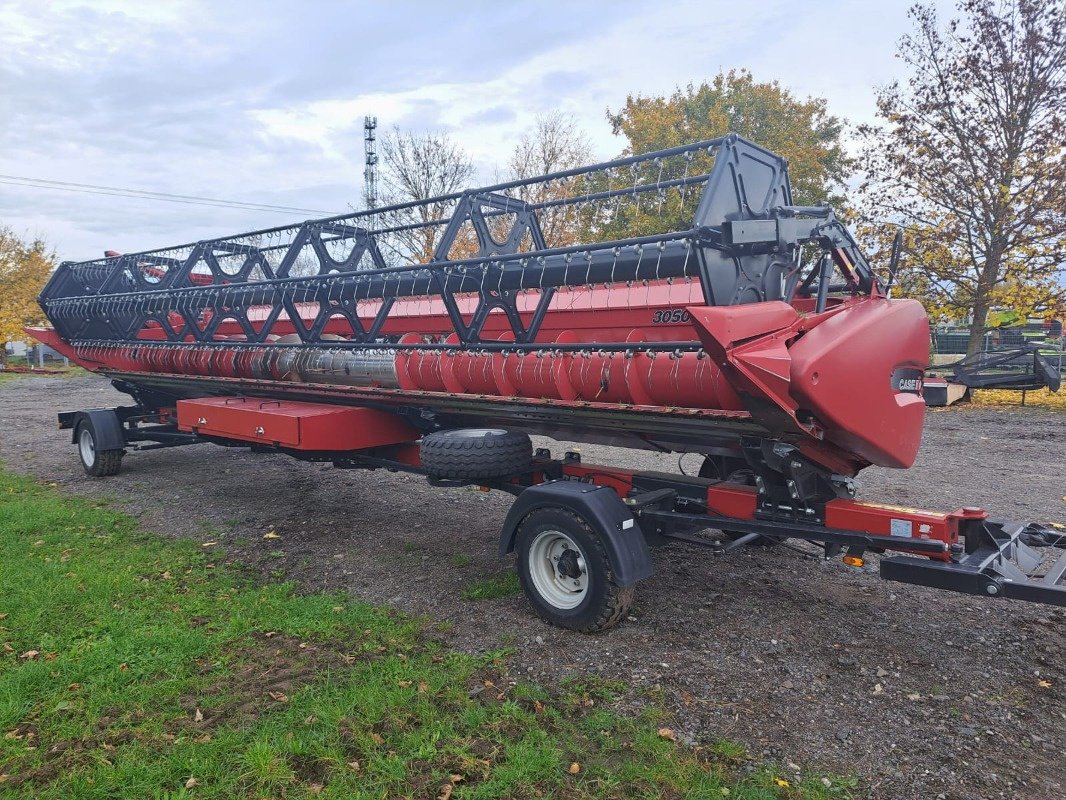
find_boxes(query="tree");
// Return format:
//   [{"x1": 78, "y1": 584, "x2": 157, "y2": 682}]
[
  {"x1": 506, "y1": 112, "x2": 593, "y2": 248},
  {"x1": 0, "y1": 227, "x2": 54, "y2": 366},
  {"x1": 372, "y1": 128, "x2": 475, "y2": 264},
  {"x1": 859, "y1": 0, "x2": 1066, "y2": 355},
  {"x1": 608, "y1": 70, "x2": 851, "y2": 208}
]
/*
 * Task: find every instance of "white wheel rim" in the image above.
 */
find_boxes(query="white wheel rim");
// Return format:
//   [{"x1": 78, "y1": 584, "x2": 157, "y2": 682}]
[
  {"x1": 527, "y1": 530, "x2": 589, "y2": 610},
  {"x1": 79, "y1": 428, "x2": 96, "y2": 467}
]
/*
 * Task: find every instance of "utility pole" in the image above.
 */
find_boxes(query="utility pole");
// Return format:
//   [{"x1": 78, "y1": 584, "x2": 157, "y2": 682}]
[{"x1": 363, "y1": 116, "x2": 378, "y2": 209}]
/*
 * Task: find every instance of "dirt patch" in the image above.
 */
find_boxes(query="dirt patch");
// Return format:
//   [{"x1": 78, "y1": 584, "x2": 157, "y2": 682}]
[{"x1": 1, "y1": 375, "x2": 1064, "y2": 800}]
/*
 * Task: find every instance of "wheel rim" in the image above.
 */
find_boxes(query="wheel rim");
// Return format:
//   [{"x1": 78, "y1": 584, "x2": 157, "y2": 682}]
[
  {"x1": 78, "y1": 428, "x2": 96, "y2": 467},
  {"x1": 527, "y1": 530, "x2": 589, "y2": 610}
]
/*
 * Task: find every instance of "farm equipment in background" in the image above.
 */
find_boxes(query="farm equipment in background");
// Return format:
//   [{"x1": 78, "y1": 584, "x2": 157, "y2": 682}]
[
  {"x1": 27, "y1": 134, "x2": 1066, "y2": 630},
  {"x1": 951, "y1": 344, "x2": 1062, "y2": 393}
]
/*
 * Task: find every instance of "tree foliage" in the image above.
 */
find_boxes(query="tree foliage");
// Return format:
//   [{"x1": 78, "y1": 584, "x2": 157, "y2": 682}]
[
  {"x1": 374, "y1": 128, "x2": 475, "y2": 264},
  {"x1": 860, "y1": 0, "x2": 1066, "y2": 354},
  {"x1": 608, "y1": 70, "x2": 851, "y2": 208},
  {"x1": 506, "y1": 112, "x2": 593, "y2": 248},
  {"x1": 0, "y1": 226, "x2": 54, "y2": 363}
]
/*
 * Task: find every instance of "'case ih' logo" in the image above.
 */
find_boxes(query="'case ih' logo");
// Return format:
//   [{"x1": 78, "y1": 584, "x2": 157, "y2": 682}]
[{"x1": 891, "y1": 368, "x2": 925, "y2": 395}]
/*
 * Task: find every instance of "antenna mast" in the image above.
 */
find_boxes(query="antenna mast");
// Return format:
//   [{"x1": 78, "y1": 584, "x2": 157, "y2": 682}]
[{"x1": 363, "y1": 116, "x2": 378, "y2": 209}]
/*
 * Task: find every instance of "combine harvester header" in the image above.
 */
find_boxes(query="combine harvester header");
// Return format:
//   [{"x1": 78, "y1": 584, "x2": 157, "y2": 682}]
[{"x1": 29, "y1": 134, "x2": 1065, "y2": 630}]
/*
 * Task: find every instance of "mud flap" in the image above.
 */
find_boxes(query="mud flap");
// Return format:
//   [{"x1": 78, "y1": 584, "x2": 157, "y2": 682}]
[{"x1": 499, "y1": 481, "x2": 653, "y2": 586}]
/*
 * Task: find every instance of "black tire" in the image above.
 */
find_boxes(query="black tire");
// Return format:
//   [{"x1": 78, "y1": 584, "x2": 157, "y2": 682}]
[
  {"x1": 515, "y1": 507, "x2": 634, "y2": 632},
  {"x1": 76, "y1": 422, "x2": 123, "y2": 477},
  {"x1": 420, "y1": 429, "x2": 532, "y2": 481}
]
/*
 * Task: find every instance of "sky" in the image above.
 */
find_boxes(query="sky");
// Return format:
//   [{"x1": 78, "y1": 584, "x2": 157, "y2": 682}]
[{"x1": 0, "y1": 0, "x2": 954, "y2": 263}]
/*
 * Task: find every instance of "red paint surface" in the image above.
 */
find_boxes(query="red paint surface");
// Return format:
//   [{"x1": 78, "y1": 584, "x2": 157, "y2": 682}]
[{"x1": 175, "y1": 398, "x2": 418, "y2": 451}]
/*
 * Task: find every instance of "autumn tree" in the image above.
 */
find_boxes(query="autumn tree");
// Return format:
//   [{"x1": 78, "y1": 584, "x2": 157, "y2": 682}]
[
  {"x1": 859, "y1": 0, "x2": 1066, "y2": 355},
  {"x1": 372, "y1": 128, "x2": 475, "y2": 264},
  {"x1": 506, "y1": 112, "x2": 593, "y2": 248},
  {"x1": 608, "y1": 70, "x2": 851, "y2": 208},
  {"x1": 0, "y1": 227, "x2": 54, "y2": 366}
]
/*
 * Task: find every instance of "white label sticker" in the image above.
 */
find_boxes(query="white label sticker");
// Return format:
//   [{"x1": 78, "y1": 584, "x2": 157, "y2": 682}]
[{"x1": 890, "y1": 518, "x2": 913, "y2": 538}]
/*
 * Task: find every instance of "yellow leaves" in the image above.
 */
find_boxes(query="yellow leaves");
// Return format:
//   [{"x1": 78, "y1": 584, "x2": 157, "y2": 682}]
[
  {"x1": 262, "y1": 531, "x2": 281, "y2": 540},
  {"x1": 184, "y1": 776, "x2": 198, "y2": 789},
  {"x1": 774, "y1": 777, "x2": 791, "y2": 788},
  {"x1": 1038, "y1": 679, "x2": 1052, "y2": 689},
  {"x1": 19, "y1": 650, "x2": 39, "y2": 660},
  {"x1": 193, "y1": 708, "x2": 204, "y2": 723},
  {"x1": 439, "y1": 772, "x2": 466, "y2": 798},
  {"x1": 568, "y1": 762, "x2": 582, "y2": 774},
  {"x1": 0, "y1": 227, "x2": 54, "y2": 347},
  {"x1": 657, "y1": 727, "x2": 676, "y2": 742},
  {"x1": 267, "y1": 691, "x2": 288, "y2": 703}
]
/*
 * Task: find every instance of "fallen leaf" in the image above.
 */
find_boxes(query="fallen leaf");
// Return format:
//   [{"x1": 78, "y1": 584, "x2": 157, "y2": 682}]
[
  {"x1": 720, "y1": 789, "x2": 731, "y2": 796},
  {"x1": 533, "y1": 700, "x2": 545, "y2": 714},
  {"x1": 369, "y1": 732, "x2": 384, "y2": 746},
  {"x1": 907, "y1": 693, "x2": 922, "y2": 701},
  {"x1": 1038, "y1": 679, "x2": 1052, "y2": 689},
  {"x1": 568, "y1": 762, "x2": 581, "y2": 774},
  {"x1": 418, "y1": 681, "x2": 429, "y2": 694},
  {"x1": 119, "y1": 663, "x2": 129, "y2": 672},
  {"x1": 0, "y1": 614, "x2": 7, "y2": 620},
  {"x1": 20, "y1": 650, "x2": 39, "y2": 660},
  {"x1": 44, "y1": 652, "x2": 57, "y2": 661},
  {"x1": 304, "y1": 715, "x2": 317, "y2": 725},
  {"x1": 0, "y1": 774, "x2": 7, "y2": 784},
  {"x1": 32, "y1": 540, "x2": 43, "y2": 547},
  {"x1": 774, "y1": 777, "x2": 791, "y2": 788},
  {"x1": 347, "y1": 761, "x2": 360, "y2": 771},
  {"x1": 438, "y1": 784, "x2": 454, "y2": 800},
  {"x1": 449, "y1": 774, "x2": 464, "y2": 784},
  {"x1": 680, "y1": 689, "x2": 694, "y2": 706},
  {"x1": 263, "y1": 531, "x2": 281, "y2": 540},
  {"x1": 398, "y1": 680, "x2": 413, "y2": 688},
  {"x1": 184, "y1": 776, "x2": 198, "y2": 789},
  {"x1": 872, "y1": 683, "x2": 884, "y2": 695},
  {"x1": 201, "y1": 541, "x2": 218, "y2": 548},
  {"x1": 1, "y1": 644, "x2": 12, "y2": 653},
  {"x1": 308, "y1": 784, "x2": 323, "y2": 795},
  {"x1": 332, "y1": 606, "x2": 344, "y2": 613},
  {"x1": 194, "y1": 734, "x2": 212, "y2": 743},
  {"x1": 194, "y1": 708, "x2": 204, "y2": 723},
  {"x1": 67, "y1": 683, "x2": 80, "y2": 691},
  {"x1": 657, "y1": 727, "x2": 676, "y2": 741},
  {"x1": 161, "y1": 571, "x2": 172, "y2": 580},
  {"x1": 267, "y1": 691, "x2": 288, "y2": 703}
]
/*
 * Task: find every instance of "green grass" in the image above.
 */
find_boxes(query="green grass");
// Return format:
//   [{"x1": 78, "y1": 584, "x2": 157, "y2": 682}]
[
  {"x1": 0, "y1": 469, "x2": 852, "y2": 799},
  {"x1": 461, "y1": 571, "x2": 521, "y2": 601}
]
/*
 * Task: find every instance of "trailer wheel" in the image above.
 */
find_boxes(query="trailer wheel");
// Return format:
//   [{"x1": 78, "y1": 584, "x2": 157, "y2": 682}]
[
  {"x1": 76, "y1": 422, "x2": 124, "y2": 477},
  {"x1": 515, "y1": 507, "x2": 634, "y2": 632},
  {"x1": 420, "y1": 429, "x2": 532, "y2": 481}
]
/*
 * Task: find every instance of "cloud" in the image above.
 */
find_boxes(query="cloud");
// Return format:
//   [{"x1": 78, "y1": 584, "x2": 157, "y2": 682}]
[{"x1": 0, "y1": 0, "x2": 953, "y2": 262}]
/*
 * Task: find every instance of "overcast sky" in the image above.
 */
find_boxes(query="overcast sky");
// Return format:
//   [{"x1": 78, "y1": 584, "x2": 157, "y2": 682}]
[{"x1": 0, "y1": 0, "x2": 953, "y2": 262}]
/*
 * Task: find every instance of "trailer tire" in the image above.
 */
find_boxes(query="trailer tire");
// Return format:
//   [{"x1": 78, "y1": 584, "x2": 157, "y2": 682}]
[
  {"x1": 515, "y1": 507, "x2": 634, "y2": 632},
  {"x1": 420, "y1": 429, "x2": 532, "y2": 481},
  {"x1": 76, "y1": 422, "x2": 124, "y2": 477}
]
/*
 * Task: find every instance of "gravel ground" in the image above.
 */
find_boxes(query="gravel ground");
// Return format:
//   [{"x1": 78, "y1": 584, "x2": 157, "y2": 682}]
[{"x1": 1, "y1": 374, "x2": 1063, "y2": 800}]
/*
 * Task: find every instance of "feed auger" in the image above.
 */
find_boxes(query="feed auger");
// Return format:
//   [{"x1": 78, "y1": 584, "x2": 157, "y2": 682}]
[{"x1": 29, "y1": 134, "x2": 1065, "y2": 630}]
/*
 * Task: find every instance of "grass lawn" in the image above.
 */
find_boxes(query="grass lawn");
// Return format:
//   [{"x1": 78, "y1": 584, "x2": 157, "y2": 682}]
[{"x1": 0, "y1": 468, "x2": 851, "y2": 799}]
